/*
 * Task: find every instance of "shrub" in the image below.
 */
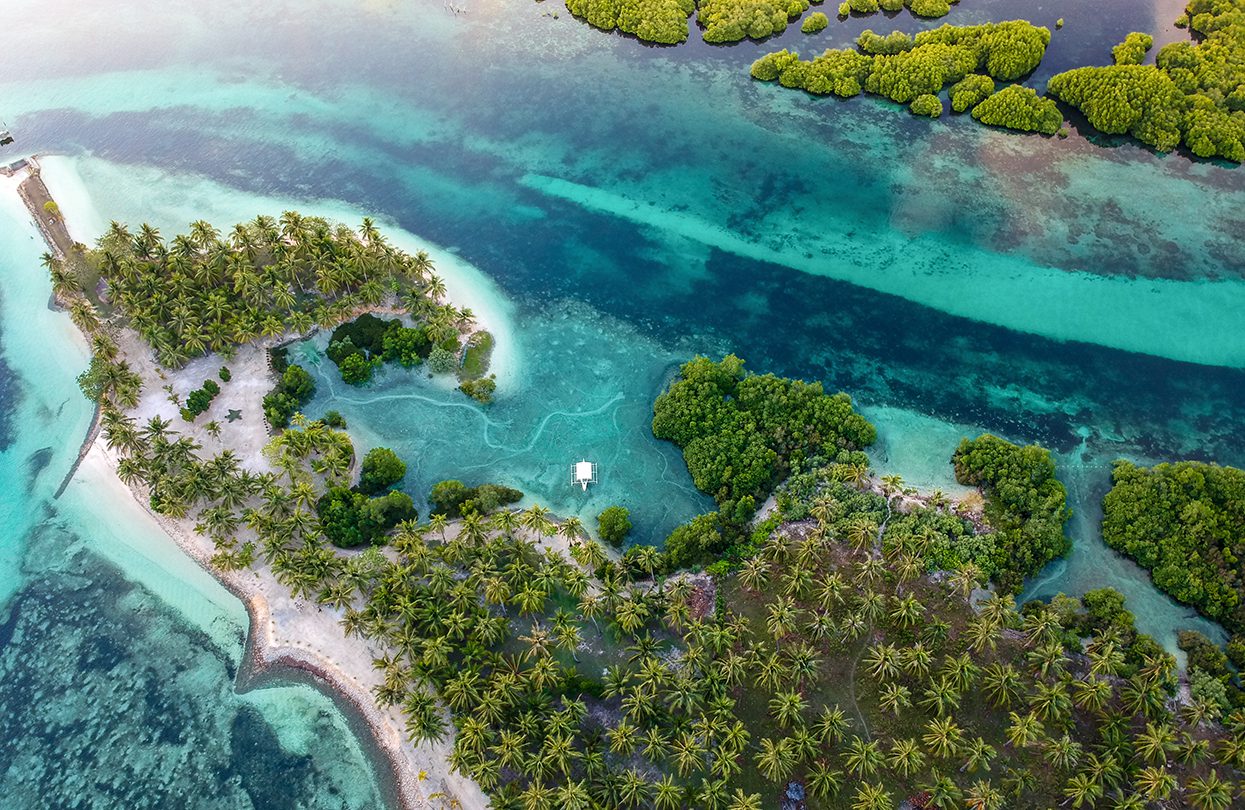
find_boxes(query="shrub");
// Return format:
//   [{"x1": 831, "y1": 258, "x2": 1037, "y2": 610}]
[
  {"x1": 564, "y1": 0, "x2": 695, "y2": 44},
  {"x1": 910, "y1": 93, "x2": 943, "y2": 116},
  {"x1": 699, "y1": 0, "x2": 808, "y2": 42},
  {"x1": 802, "y1": 11, "x2": 829, "y2": 32},
  {"x1": 949, "y1": 74, "x2": 995, "y2": 112},
  {"x1": 952, "y1": 434, "x2": 1071, "y2": 593},
  {"x1": 339, "y1": 353, "x2": 374, "y2": 385},
  {"x1": 359, "y1": 447, "x2": 406, "y2": 495},
  {"x1": 263, "y1": 363, "x2": 315, "y2": 429},
  {"x1": 181, "y1": 379, "x2": 221, "y2": 421},
  {"x1": 665, "y1": 512, "x2": 725, "y2": 569},
  {"x1": 317, "y1": 486, "x2": 416, "y2": 548},
  {"x1": 428, "y1": 345, "x2": 458, "y2": 374},
  {"x1": 597, "y1": 505, "x2": 633, "y2": 547},
  {"x1": 218, "y1": 366, "x2": 232, "y2": 382},
  {"x1": 906, "y1": 0, "x2": 950, "y2": 17},
  {"x1": 430, "y1": 479, "x2": 523, "y2": 518},
  {"x1": 323, "y1": 410, "x2": 347, "y2": 429},
  {"x1": 459, "y1": 331, "x2": 494, "y2": 379},
  {"x1": 1112, "y1": 31, "x2": 1154, "y2": 65},
  {"x1": 459, "y1": 375, "x2": 496, "y2": 404},
  {"x1": 971, "y1": 85, "x2": 1062, "y2": 134}
]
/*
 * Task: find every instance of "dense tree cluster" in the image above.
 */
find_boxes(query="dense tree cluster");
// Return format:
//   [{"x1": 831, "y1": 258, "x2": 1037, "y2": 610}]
[
  {"x1": 597, "y1": 505, "x2": 633, "y2": 547},
  {"x1": 971, "y1": 84, "x2": 1064, "y2": 134},
  {"x1": 563, "y1": 0, "x2": 696, "y2": 44},
  {"x1": 429, "y1": 479, "x2": 525, "y2": 518},
  {"x1": 302, "y1": 469, "x2": 1245, "y2": 810},
  {"x1": 839, "y1": 0, "x2": 956, "y2": 18},
  {"x1": 697, "y1": 0, "x2": 810, "y2": 43},
  {"x1": 83, "y1": 214, "x2": 436, "y2": 368},
  {"x1": 359, "y1": 447, "x2": 407, "y2": 495},
  {"x1": 1047, "y1": 0, "x2": 1245, "y2": 161},
  {"x1": 1113, "y1": 31, "x2": 1155, "y2": 65},
  {"x1": 262, "y1": 354, "x2": 316, "y2": 429},
  {"x1": 949, "y1": 73, "x2": 996, "y2": 112},
  {"x1": 801, "y1": 10, "x2": 828, "y2": 32},
  {"x1": 180, "y1": 378, "x2": 221, "y2": 422},
  {"x1": 752, "y1": 21, "x2": 1050, "y2": 109},
  {"x1": 910, "y1": 92, "x2": 944, "y2": 116},
  {"x1": 655, "y1": 354, "x2": 872, "y2": 527},
  {"x1": 1102, "y1": 460, "x2": 1245, "y2": 632},
  {"x1": 952, "y1": 434, "x2": 1071, "y2": 593}
]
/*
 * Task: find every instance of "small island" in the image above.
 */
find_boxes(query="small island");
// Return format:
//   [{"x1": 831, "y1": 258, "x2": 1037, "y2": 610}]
[{"x1": 23, "y1": 159, "x2": 1245, "y2": 809}]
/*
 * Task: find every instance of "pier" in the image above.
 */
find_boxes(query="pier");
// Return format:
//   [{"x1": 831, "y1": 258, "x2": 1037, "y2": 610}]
[{"x1": 10, "y1": 157, "x2": 76, "y2": 259}]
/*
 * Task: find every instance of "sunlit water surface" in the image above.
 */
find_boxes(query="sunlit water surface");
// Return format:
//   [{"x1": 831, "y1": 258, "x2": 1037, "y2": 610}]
[{"x1": 0, "y1": 0, "x2": 1242, "y2": 802}]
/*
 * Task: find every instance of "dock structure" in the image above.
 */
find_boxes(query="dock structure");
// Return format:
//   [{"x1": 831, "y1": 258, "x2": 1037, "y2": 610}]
[
  {"x1": 571, "y1": 460, "x2": 597, "y2": 491},
  {"x1": 13, "y1": 157, "x2": 76, "y2": 260}
]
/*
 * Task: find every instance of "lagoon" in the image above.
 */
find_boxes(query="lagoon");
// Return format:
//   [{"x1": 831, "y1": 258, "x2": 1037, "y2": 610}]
[{"x1": 1, "y1": 0, "x2": 1243, "y2": 802}]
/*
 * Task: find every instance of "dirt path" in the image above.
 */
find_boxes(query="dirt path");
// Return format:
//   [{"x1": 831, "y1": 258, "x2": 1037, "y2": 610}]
[{"x1": 16, "y1": 160, "x2": 76, "y2": 259}]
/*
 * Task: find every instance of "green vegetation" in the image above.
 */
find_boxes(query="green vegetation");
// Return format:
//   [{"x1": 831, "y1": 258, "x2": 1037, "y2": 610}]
[
  {"x1": 459, "y1": 331, "x2": 494, "y2": 379},
  {"x1": 653, "y1": 354, "x2": 874, "y2": 511},
  {"x1": 751, "y1": 21, "x2": 1052, "y2": 134},
  {"x1": 801, "y1": 10, "x2": 828, "y2": 32},
  {"x1": 328, "y1": 308, "x2": 474, "y2": 387},
  {"x1": 429, "y1": 479, "x2": 524, "y2": 518},
  {"x1": 262, "y1": 361, "x2": 316, "y2": 429},
  {"x1": 910, "y1": 93, "x2": 943, "y2": 117},
  {"x1": 698, "y1": 0, "x2": 809, "y2": 43},
  {"x1": 1102, "y1": 460, "x2": 1245, "y2": 632},
  {"x1": 218, "y1": 366, "x2": 231, "y2": 382},
  {"x1": 82, "y1": 214, "x2": 436, "y2": 368},
  {"x1": 359, "y1": 447, "x2": 407, "y2": 495},
  {"x1": 459, "y1": 375, "x2": 497, "y2": 404},
  {"x1": 1047, "y1": 0, "x2": 1245, "y2": 161},
  {"x1": 317, "y1": 486, "x2": 417, "y2": 548},
  {"x1": 284, "y1": 458, "x2": 1244, "y2": 810},
  {"x1": 1113, "y1": 31, "x2": 1154, "y2": 65},
  {"x1": 652, "y1": 354, "x2": 874, "y2": 568},
  {"x1": 971, "y1": 84, "x2": 1063, "y2": 134},
  {"x1": 180, "y1": 378, "x2": 221, "y2": 422},
  {"x1": 949, "y1": 73, "x2": 995, "y2": 111},
  {"x1": 563, "y1": 0, "x2": 695, "y2": 44},
  {"x1": 597, "y1": 505, "x2": 634, "y2": 547},
  {"x1": 952, "y1": 434, "x2": 1071, "y2": 593}
]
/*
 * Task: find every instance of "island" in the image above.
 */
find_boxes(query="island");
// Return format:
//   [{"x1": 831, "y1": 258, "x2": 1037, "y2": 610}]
[{"x1": 18, "y1": 157, "x2": 1245, "y2": 809}]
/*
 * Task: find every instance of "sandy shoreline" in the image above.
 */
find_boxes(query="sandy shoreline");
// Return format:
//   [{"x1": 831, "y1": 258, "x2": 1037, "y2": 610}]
[{"x1": 11, "y1": 158, "x2": 495, "y2": 810}]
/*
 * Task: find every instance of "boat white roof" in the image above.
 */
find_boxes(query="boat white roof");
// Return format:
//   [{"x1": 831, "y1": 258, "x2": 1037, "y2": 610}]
[{"x1": 574, "y1": 461, "x2": 594, "y2": 480}]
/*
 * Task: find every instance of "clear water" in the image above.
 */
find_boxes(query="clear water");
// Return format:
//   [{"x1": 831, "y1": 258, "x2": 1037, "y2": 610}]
[{"x1": 1, "y1": 0, "x2": 1242, "y2": 802}]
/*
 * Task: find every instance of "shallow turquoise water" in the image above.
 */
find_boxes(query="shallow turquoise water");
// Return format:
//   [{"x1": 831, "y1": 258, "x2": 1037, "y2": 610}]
[{"x1": 0, "y1": 0, "x2": 1243, "y2": 802}]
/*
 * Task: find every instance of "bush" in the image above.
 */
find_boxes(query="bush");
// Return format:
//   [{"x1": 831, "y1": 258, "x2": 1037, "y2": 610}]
[
  {"x1": 459, "y1": 331, "x2": 494, "y2": 379},
  {"x1": 317, "y1": 486, "x2": 416, "y2": 548},
  {"x1": 1112, "y1": 31, "x2": 1154, "y2": 65},
  {"x1": 459, "y1": 375, "x2": 497, "y2": 404},
  {"x1": 430, "y1": 479, "x2": 523, "y2": 518},
  {"x1": 564, "y1": 0, "x2": 695, "y2": 44},
  {"x1": 263, "y1": 363, "x2": 316, "y2": 429},
  {"x1": 906, "y1": 0, "x2": 950, "y2": 17},
  {"x1": 949, "y1": 74, "x2": 995, "y2": 112},
  {"x1": 910, "y1": 93, "x2": 943, "y2": 116},
  {"x1": 802, "y1": 11, "x2": 828, "y2": 32},
  {"x1": 597, "y1": 506, "x2": 633, "y2": 547},
  {"x1": 381, "y1": 324, "x2": 432, "y2": 367},
  {"x1": 699, "y1": 0, "x2": 808, "y2": 42},
  {"x1": 665, "y1": 513, "x2": 725, "y2": 569},
  {"x1": 339, "y1": 353, "x2": 374, "y2": 385},
  {"x1": 971, "y1": 85, "x2": 1062, "y2": 134},
  {"x1": 218, "y1": 366, "x2": 232, "y2": 382},
  {"x1": 1102, "y1": 460, "x2": 1245, "y2": 631},
  {"x1": 181, "y1": 379, "x2": 221, "y2": 421},
  {"x1": 323, "y1": 410, "x2": 347, "y2": 429},
  {"x1": 952, "y1": 434, "x2": 1071, "y2": 593},
  {"x1": 359, "y1": 447, "x2": 406, "y2": 495},
  {"x1": 427, "y1": 345, "x2": 458, "y2": 374}
]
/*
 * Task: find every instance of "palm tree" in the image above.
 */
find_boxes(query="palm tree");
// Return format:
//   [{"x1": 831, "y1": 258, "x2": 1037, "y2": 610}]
[
  {"x1": 850, "y1": 782, "x2": 893, "y2": 810},
  {"x1": 964, "y1": 780, "x2": 1003, "y2": 810},
  {"x1": 754, "y1": 737, "x2": 796, "y2": 782},
  {"x1": 887, "y1": 737, "x2": 925, "y2": 776},
  {"x1": 844, "y1": 737, "x2": 885, "y2": 777},
  {"x1": 1063, "y1": 773, "x2": 1104, "y2": 808},
  {"x1": 1186, "y1": 771, "x2": 1234, "y2": 810},
  {"x1": 1005, "y1": 711, "x2": 1043, "y2": 749},
  {"x1": 1133, "y1": 766, "x2": 1176, "y2": 802}
]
